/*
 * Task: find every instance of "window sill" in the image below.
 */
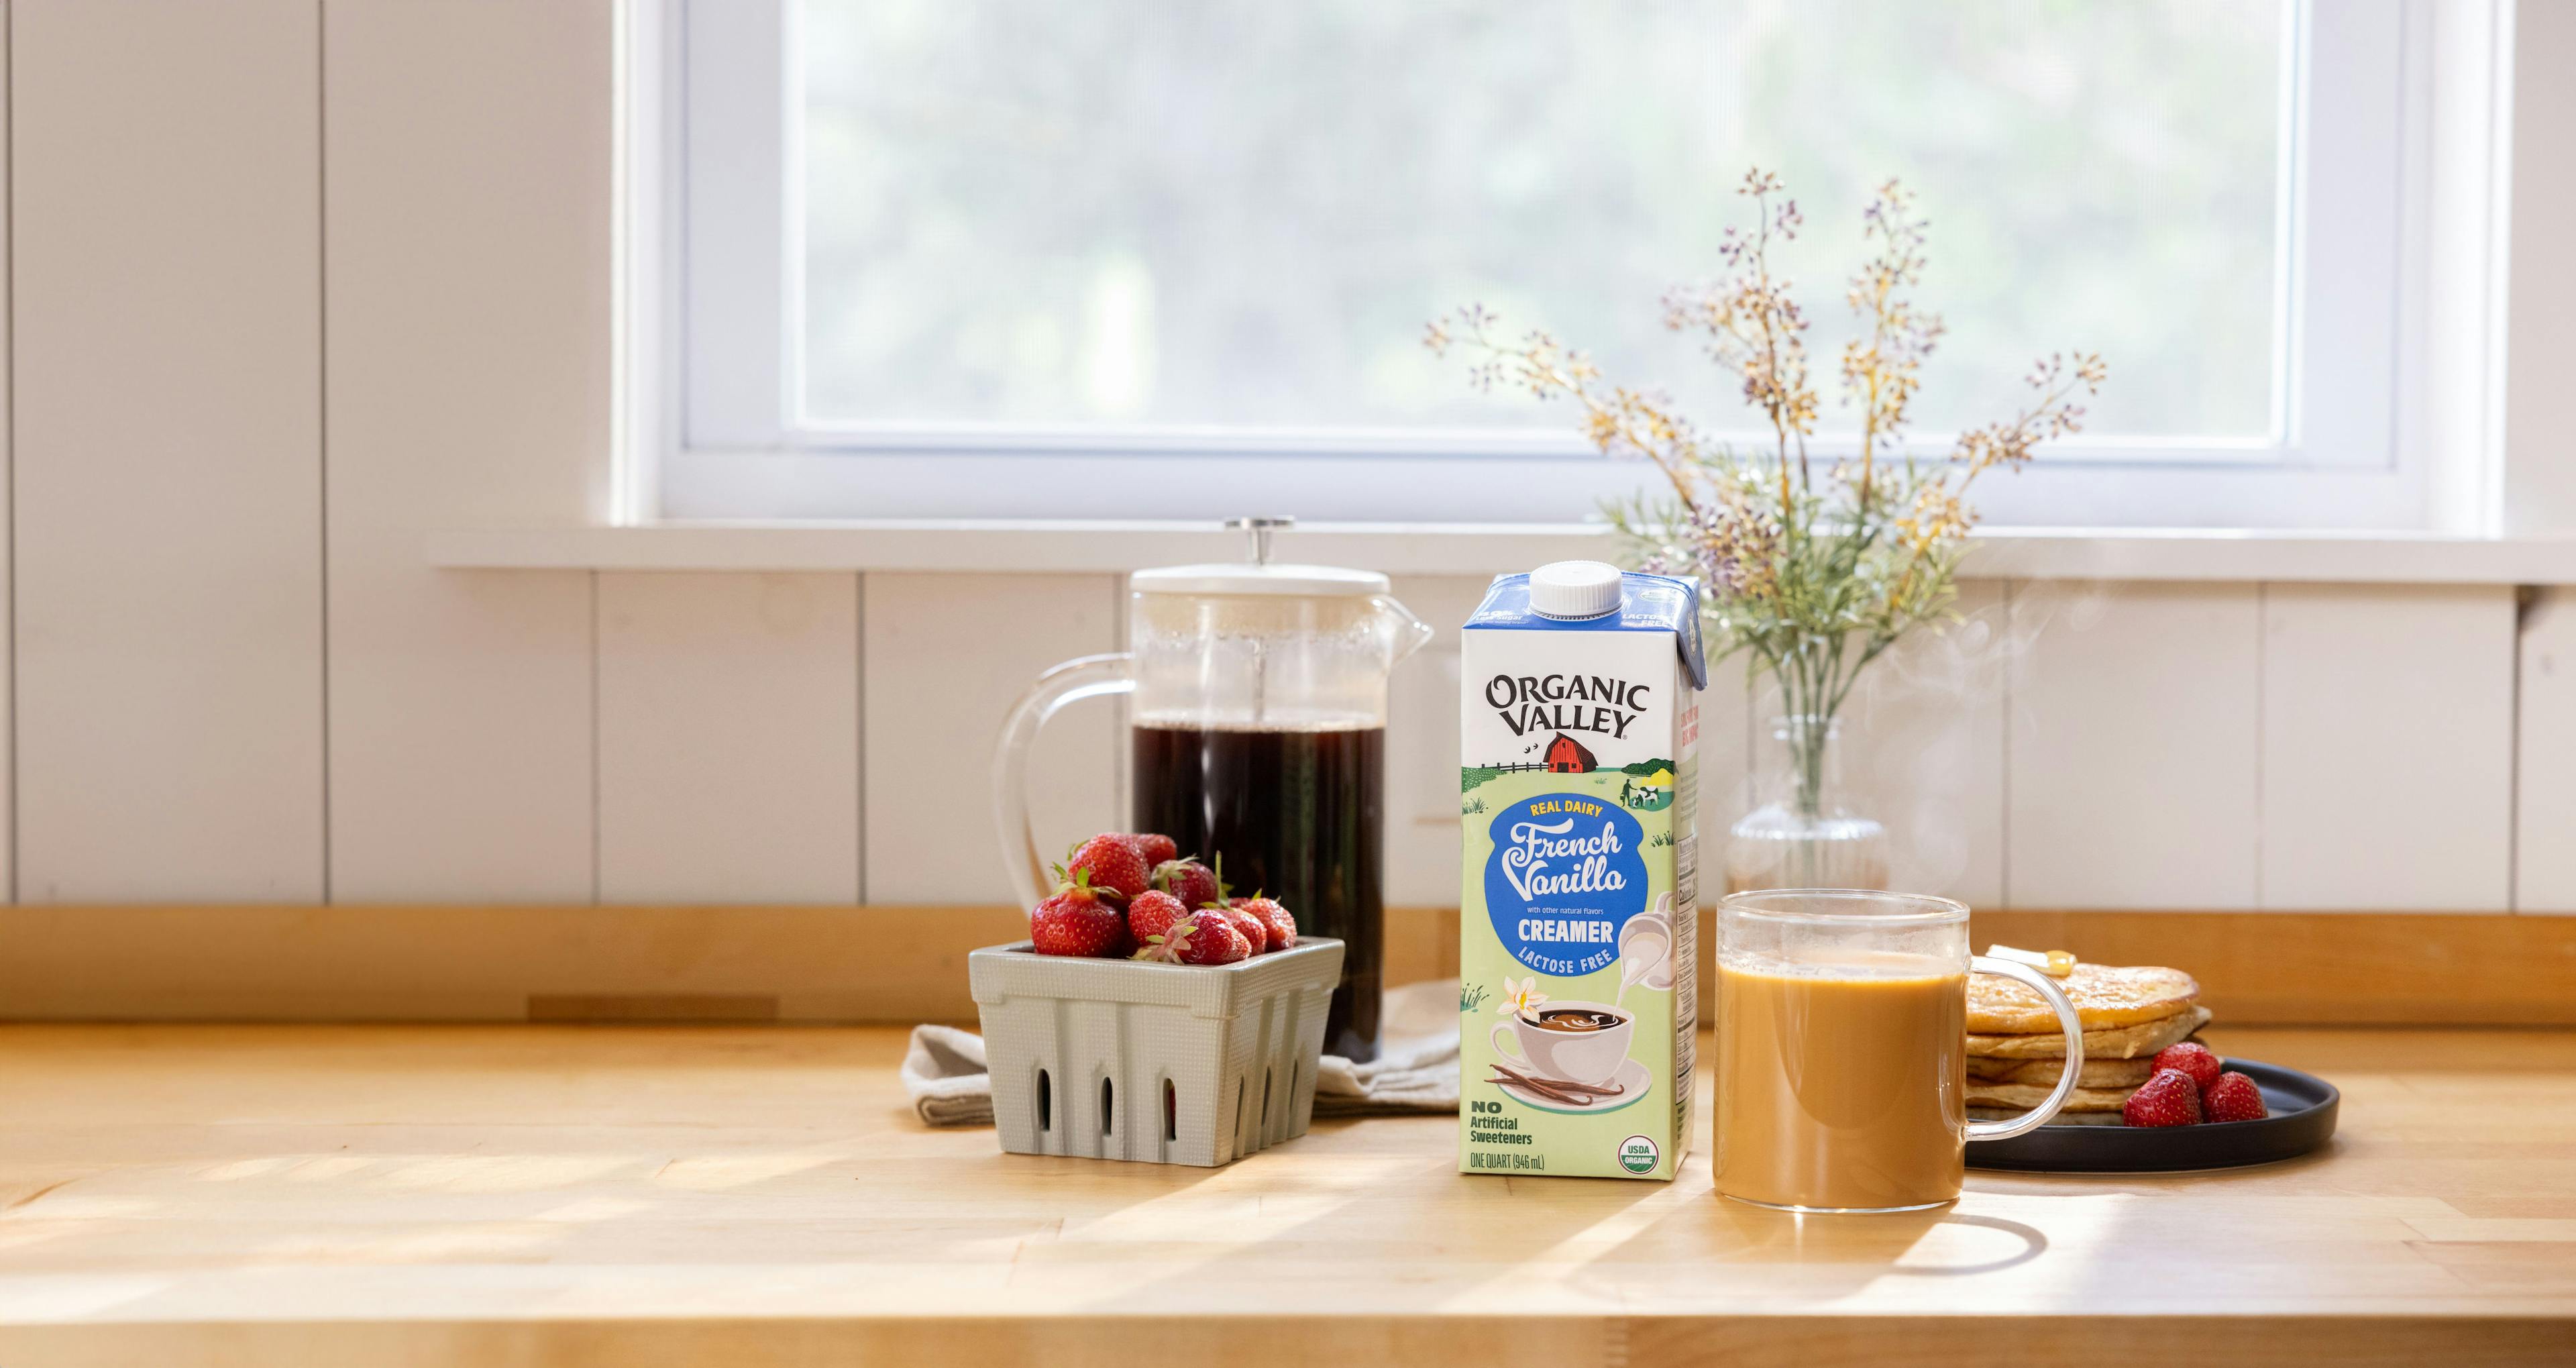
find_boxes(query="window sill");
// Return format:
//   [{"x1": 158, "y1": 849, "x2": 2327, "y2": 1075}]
[{"x1": 427, "y1": 521, "x2": 2576, "y2": 586}]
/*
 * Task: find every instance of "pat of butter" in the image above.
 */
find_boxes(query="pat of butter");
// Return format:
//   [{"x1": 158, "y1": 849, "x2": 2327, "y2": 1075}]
[{"x1": 1985, "y1": 943, "x2": 2076, "y2": 978}]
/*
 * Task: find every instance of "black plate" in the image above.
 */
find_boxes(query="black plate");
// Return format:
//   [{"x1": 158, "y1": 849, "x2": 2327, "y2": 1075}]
[{"x1": 1966, "y1": 1058, "x2": 2339, "y2": 1173}]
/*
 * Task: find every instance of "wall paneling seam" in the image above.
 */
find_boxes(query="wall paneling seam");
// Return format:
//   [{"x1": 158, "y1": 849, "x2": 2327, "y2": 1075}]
[
  {"x1": 2510, "y1": 584, "x2": 2528, "y2": 911},
  {"x1": 4, "y1": 0, "x2": 15, "y2": 904},
  {"x1": 2256, "y1": 582, "x2": 2269, "y2": 908},
  {"x1": 1109, "y1": 571, "x2": 1127, "y2": 823},
  {"x1": 315, "y1": 0, "x2": 332, "y2": 902},
  {"x1": 865, "y1": 569, "x2": 875, "y2": 906},
  {"x1": 589, "y1": 568, "x2": 602, "y2": 903},
  {"x1": 1998, "y1": 578, "x2": 2015, "y2": 911}
]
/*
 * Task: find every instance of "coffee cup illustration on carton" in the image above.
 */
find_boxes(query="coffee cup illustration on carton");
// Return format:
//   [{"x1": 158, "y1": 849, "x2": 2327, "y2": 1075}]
[
  {"x1": 1492, "y1": 1000, "x2": 1635, "y2": 1088},
  {"x1": 1458, "y1": 563, "x2": 1705, "y2": 1181}
]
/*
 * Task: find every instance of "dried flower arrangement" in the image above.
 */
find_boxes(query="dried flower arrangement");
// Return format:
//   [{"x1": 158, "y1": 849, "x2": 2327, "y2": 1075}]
[{"x1": 1428, "y1": 168, "x2": 2104, "y2": 836}]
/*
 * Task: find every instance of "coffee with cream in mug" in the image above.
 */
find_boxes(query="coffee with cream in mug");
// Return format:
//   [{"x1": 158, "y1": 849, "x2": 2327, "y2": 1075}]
[{"x1": 1714, "y1": 890, "x2": 2088, "y2": 1212}]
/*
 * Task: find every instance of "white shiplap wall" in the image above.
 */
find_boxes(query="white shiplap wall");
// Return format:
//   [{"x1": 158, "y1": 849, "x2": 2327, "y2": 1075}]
[
  {"x1": 2006, "y1": 583, "x2": 2264, "y2": 909},
  {"x1": 1, "y1": 0, "x2": 2567, "y2": 916},
  {"x1": 2520, "y1": 588, "x2": 2576, "y2": 913},
  {"x1": 321, "y1": 0, "x2": 607, "y2": 902},
  {"x1": 2258, "y1": 584, "x2": 2517, "y2": 910},
  {"x1": 14, "y1": 0, "x2": 327, "y2": 902},
  {"x1": 0, "y1": 9, "x2": 17, "y2": 905},
  {"x1": 597, "y1": 572, "x2": 861, "y2": 903},
  {"x1": 862, "y1": 573, "x2": 1124, "y2": 906}
]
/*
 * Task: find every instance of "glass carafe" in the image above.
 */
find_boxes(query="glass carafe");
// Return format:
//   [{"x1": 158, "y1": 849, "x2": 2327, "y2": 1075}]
[{"x1": 994, "y1": 519, "x2": 1434, "y2": 1061}]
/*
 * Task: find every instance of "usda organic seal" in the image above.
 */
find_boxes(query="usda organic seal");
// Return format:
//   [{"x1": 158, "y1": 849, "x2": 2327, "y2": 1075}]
[{"x1": 1618, "y1": 1134, "x2": 1659, "y2": 1175}]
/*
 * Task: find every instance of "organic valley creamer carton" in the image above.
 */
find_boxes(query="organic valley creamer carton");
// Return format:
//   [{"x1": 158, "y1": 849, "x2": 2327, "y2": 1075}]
[{"x1": 1460, "y1": 562, "x2": 1705, "y2": 1181}]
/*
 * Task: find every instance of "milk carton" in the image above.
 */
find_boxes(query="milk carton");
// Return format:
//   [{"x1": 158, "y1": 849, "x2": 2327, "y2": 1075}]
[{"x1": 1458, "y1": 562, "x2": 1705, "y2": 1180}]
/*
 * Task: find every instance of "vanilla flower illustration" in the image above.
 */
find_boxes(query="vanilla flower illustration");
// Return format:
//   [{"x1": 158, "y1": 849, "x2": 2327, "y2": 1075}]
[{"x1": 1495, "y1": 976, "x2": 1549, "y2": 1020}]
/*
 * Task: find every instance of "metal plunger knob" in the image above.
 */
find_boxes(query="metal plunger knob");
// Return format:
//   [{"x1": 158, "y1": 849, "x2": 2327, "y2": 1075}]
[{"x1": 1224, "y1": 515, "x2": 1295, "y2": 566}]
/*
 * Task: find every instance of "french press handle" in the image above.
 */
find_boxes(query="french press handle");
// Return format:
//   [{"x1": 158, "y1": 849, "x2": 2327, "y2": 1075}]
[{"x1": 990, "y1": 653, "x2": 1134, "y2": 908}]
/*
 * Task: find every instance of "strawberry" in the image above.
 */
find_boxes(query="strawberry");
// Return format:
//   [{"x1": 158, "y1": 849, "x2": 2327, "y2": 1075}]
[
  {"x1": 2121, "y1": 1067, "x2": 2204, "y2": 1128},
  {"x1": 1029, "y1": 867, "x2": 1130, "y2": 957},
  {"x1": 1130, "y1": 833, "x2": 1179, "y2": 867},
  {"x1": 1134, "y1": 908, "x2": 1249, "y2": 965},
  {"x1": 1234, "y1": 894, "x2": 1296, "y2": 952},
  {"x1": 1126, "y1": 889, "x2": 1189, "y2": 945},
  {"x1": 1217, "y1": 903, "x2": 1269, "y2": 955},
  {"x1": 1150, "y1": 857, "x2": 1222, "y2": 912},
  {"x1": 2201, "y1": 1071, "x2": 2269, "y2": 1122},
  {"x1": 2151, "y1": 1041, "x2": 2222, "y2": 1090},
  {"x1": 1065, "y1": 833, "x2": 1150, "y2": 901},
  {"x1": 1183, "y1": 910, "x2": 1252, "y2": 965}
]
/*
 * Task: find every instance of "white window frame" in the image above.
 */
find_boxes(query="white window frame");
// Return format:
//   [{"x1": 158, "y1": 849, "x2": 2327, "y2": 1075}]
[{"x1": 631, "y1": 0, "x2": 2507, "y2": 532}]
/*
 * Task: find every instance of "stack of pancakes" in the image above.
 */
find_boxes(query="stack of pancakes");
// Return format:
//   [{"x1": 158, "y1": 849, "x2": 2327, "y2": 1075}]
[{"x1": 1966, "y1": 962, "x2": 2206, "y2": 1126}]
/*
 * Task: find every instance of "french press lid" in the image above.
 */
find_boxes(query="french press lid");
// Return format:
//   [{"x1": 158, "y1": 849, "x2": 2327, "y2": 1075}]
[{"x1": 1129, "y1": 516, "x2": 1390, "y2": 597}]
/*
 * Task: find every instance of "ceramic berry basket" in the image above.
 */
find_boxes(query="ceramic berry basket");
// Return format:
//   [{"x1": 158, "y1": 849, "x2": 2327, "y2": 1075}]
[{"x1": 967, "y1": 937, "x2": 1345, "y2": 1167}]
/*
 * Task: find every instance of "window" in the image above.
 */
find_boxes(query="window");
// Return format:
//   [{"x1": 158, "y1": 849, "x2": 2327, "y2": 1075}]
[{"x1": 652, "y1": 1, "x2": 2480, "y2": 529}]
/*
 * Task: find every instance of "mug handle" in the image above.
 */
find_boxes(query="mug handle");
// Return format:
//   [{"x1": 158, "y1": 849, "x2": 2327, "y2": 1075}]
[
  {"x1": 1964, "y1": 956, "x2": 2088, "y2": 1142},
  {"x1": 1489, "y1": 1019, "x2": 1532, "y2": 1069},
  {"x1": 991, "y1": 652, "x2": 1134, "y2": 908}
]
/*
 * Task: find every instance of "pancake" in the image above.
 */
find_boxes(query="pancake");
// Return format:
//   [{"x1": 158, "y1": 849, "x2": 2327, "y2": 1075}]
[
  {"x1": 1968, "y1": 961, "x2": 2200, "y2": 1033},
  {"x1": 1966, "y1": 1081, "x2": 2138, "y2": 1113},
  {"x1": 1968, "y1": 1004, "x2": 2212, "y2": 1060},
  {"x1": 1965, "y1": 1055, "x2": 2159, "y2": 1089},
  {"x1": 1970, "y1": 1106, "x2": 2128, "y2": 1127}
]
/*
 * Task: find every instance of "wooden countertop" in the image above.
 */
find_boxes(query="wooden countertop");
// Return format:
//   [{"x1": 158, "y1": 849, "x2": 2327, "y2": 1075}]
[{"x1": 2, "y1": 1023, "x2": 2572, "y2": 1365}]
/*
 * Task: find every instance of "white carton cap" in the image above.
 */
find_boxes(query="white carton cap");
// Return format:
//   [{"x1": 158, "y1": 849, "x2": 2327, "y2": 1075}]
[{"x1": 1528, "y1": 560, "x2": 1624, "y2": 619}]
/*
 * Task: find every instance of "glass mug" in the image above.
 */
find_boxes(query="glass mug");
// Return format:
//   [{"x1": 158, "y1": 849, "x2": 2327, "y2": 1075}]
[{"x1": 1714, "y1": 889, "x2": 2084, "y2": 1212}]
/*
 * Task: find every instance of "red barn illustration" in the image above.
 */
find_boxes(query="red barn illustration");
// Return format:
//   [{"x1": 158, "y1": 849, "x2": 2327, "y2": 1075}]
[{"x1": 1543, "y1": 733, "x2": 1597, "y2": 774}]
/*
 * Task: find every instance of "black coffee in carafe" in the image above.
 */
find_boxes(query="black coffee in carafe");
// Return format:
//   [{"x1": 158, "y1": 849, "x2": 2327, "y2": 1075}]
[{"x1": 1132, "y1": 722, "x2": 1385, "y2": 1061}]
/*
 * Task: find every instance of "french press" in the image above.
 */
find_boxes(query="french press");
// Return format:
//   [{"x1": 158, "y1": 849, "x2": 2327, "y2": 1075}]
[{"x1": 994, "y1": 517, "x2": 1433, "y2": 1061}]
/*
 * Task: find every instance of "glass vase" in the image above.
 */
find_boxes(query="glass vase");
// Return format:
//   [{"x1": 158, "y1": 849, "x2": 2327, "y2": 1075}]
[{"x1": 1724, "y1": 713, "x2": 1889, "y2": 894}]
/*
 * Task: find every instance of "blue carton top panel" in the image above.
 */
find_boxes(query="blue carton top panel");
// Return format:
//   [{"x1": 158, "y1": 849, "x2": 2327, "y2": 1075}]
[{"x1": 1464, "y1": 571, "x2": 1709, "y2": 690}]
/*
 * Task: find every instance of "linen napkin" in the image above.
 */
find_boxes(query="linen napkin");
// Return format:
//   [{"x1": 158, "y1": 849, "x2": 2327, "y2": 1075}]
[{"x1": 901, "y1": 978, "x2": 1463, "y2": 1126}]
